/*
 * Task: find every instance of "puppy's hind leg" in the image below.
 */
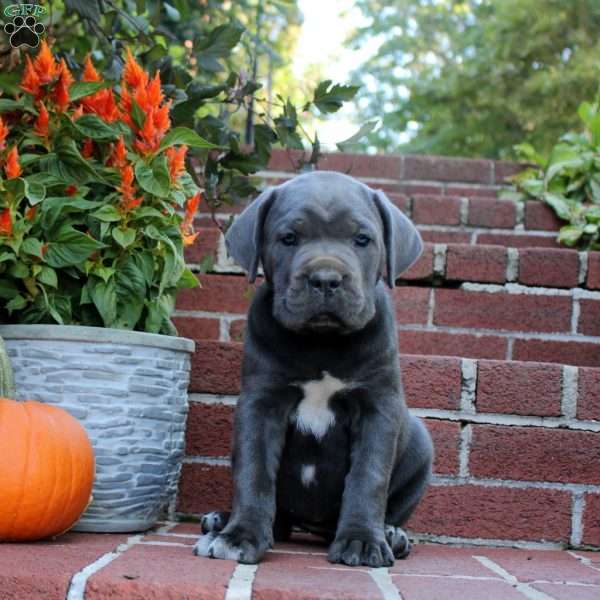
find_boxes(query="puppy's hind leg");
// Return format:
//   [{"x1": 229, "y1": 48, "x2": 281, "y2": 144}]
[
  {"x1": 201, "y1": 511, "x2": 231, "y2": 534},
  {"x1": 193, "y1": 511, "x2": 231, "y2": 557},
  {"x1": 385, "y1": 415, "x2": 433, "y2": 559}
]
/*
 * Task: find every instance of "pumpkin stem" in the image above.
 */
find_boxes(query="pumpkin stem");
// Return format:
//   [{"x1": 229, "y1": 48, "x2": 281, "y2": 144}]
[{"x1": 0, "y1": 336, "x2": 16, "y2": 398}]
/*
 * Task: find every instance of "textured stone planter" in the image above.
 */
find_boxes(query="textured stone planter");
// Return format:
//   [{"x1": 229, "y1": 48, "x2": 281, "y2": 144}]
[{"x1": 0, "y1": 324, "x2": 195, "y2": 533}]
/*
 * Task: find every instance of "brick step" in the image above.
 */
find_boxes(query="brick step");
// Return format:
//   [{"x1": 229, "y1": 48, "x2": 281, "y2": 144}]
[
  {"x1": 174, "y1": 274, "x2": 600, "y2": 367},
  {"x1": 178, "y1": 348, "x2": 600, "y2": 547},
  {"x1": 4, "y1": 525, "x2": 599, "y2": 599},
  {"x1": 185, "y1": 230, "x2": 600, "y2": 288}
]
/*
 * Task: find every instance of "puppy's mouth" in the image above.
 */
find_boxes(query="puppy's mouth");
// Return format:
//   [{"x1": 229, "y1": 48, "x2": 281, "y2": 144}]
[{"x1": 306, "y1": 312, "x2": 345, "y2": 331}]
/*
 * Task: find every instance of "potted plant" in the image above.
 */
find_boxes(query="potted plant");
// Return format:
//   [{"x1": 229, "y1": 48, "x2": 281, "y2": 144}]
[{"x1": 0, "y1": 41, "x2": 211, "y2": 532}]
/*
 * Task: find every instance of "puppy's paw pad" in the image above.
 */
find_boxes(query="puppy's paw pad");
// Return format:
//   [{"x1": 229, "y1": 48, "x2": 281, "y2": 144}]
[
  {"x1": 385, "y1": 525, "x2": 412, "y2": 559},
  {"x1": 201, "y1": 511, "x2": 230, "y2": 534}
]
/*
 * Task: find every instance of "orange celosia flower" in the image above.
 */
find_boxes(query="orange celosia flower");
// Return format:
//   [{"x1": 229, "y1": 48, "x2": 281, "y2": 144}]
[
  {"x1": 122, "y1": 48, "x2": 148, "y2": 90},
  {"x1": 53, "y1": 59, "x2": 74, "y2": 112},
  {"x1": 0, "y1": 208, "x2": 12, "y2": 237},
  {"x1": 180, "y1": 192, "x2": 201, "y2": 246},
  {"x1": 80, "y1": 55, "x2": 121, "y2": 123},
  {"x1": 4, "y1": 145, "x2": 22, "y2": 179},
  {"x1": 82, "y1": 138, "x2": 94, "y2": 158},
  {"x1": 82, "y1": 54, "x2": 101, "y2": 82},
  {"x1": 117, "y1": 163, "x2": 143, "y2": 212},
  {"x1": 34, "y1": 40, "x2": 60, "y2": 85},
  {"x1": 0, "y1": 116, "x2": 8, "y2": 152},
  {"x1": 119, "y1": 48, "x2": 170, "y2": 155},
  {"x1": 26, "y1": 205, "x2": 38, "y2": 220},
  {"x1": 34, "y1": 102, "x2": 49, "y2": 139},
  {"x1": 65, "y1": 185, "x2": 78, "y2": 196},
  {"x1": 166, "y1": 145, "x2": 187, "y2": 181},
  {"x1": 20, "y1": 56, "x2": 41, "y2": 97},
  {"x1": 20, "y1": 40, "x2": 60, "y2": 98},
  {"x1": 107, "y1": 136, "x2": 127, "y2": 168}
]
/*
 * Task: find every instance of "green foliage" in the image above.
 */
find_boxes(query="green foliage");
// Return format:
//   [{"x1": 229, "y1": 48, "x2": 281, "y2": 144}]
[
  {"x1": 349, "y1": 0, "x2": 600, "y2": 159},
  {"x1": 507, "y1": 100, "x2": 600, "y2": 250},
  {"x1": 31, "y1": 0, "x2": 360, "y2": 205}
]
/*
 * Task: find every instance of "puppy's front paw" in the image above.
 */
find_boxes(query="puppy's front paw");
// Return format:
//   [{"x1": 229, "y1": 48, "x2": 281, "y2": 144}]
[
  {"x1": 328, "y1": 532, "x2": 394, "y2": 567},
  {"x1": 193, "y1": 525, "x2": 270, "y2": 564}
]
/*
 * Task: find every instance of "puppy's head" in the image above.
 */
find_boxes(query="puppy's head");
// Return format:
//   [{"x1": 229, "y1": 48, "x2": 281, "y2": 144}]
[{"x1": 225, "y1": 171, "x2": 422, "y2": 334}]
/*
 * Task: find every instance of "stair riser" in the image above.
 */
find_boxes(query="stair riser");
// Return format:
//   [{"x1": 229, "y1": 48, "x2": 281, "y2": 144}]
[{"x1": 177, "y1": 357, "x2": 600, "y2": 548}]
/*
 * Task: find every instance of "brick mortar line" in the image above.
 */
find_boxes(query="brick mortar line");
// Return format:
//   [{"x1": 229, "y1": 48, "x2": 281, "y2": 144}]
[
  {"x1": 462, "y1": 282, "x2": 600, "y2": 298},
  {"x1": 189, "y1": 393, "x2": 238, "y2": 405},
  {"x1": 412, "y1": 408, "x2": 600, "y2": 433},
  {"x1": 396, "y1": 323, "x2": 600, "y2": 343},
  {"x1": 224, "y1": 564, "x2": 257, "y2": 600},
  {"x1": 458, "y1": 424, "x2": 472, "y2": 477},
  {"x1": 561, "y1": 367, "x2": 578, "y2": 419},
  {"x1": 571, "y1": 493, "x2": 586, "y2": 546},
  {"x1": 410, "y1": 533, "x2": 565, "y2": 550},
  {"x1": 181, "y1": 455, "x2": 600, "y2": 493},
  {"x1": 256, "y1": 170, "x2": 402, "y2": 186},
  {"x1": 473, "y1": 556, "x2": 554, "y2": 600},
  {"x1": 415, "y1": 224, "x2": 557, "y2": 236},
  {"x1": 579, "y1": 252, "x2": 589, "y2": 286},
  {"x1": 65, "y1": 534, "x2": 145, "y2": 600},
  {"x1": 432, "y1": 475, "x2": 600, "y2": 494},
  {"x1": 368, "y1": 568, "x2": 403, "y2": 600}
]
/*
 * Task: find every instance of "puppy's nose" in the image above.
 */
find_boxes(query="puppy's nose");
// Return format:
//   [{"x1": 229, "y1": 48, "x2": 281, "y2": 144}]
[{"x1": 308, "y1": 268, "x2": 343, "y2": 295}]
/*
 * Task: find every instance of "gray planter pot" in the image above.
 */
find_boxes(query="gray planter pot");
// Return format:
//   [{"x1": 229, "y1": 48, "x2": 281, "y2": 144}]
[{"x1": 0, "y1": 324, "x2": 195, "y2": 533}]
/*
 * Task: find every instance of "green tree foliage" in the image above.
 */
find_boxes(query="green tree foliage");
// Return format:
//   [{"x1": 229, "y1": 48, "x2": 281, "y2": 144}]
[{"x1": 349, "y1": 0, "x2": 600, "y2": 158}]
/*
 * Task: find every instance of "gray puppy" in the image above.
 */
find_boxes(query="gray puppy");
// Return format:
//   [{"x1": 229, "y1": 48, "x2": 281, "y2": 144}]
[{"x1": 194, "y1": 171, "x2": 433, "y2": 567}]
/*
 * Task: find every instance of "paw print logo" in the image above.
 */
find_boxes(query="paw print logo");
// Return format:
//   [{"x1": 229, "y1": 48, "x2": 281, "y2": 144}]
[{"x1": 4, "y1": 15, "x2": 45, "y2": 48}]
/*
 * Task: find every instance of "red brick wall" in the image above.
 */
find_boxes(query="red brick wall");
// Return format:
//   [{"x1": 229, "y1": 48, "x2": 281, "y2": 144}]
[{"x1": 176, "y1": 150, "x2": 600, "y2": 549}]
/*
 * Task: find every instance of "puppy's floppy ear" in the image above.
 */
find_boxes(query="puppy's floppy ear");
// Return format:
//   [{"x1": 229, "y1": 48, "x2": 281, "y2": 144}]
[
  {"x1": 372, "y1": 190, "x2": 423, "y2": 287},
  {"x1": 224, "y1": 187, "x2": 277, "y2": 283}
]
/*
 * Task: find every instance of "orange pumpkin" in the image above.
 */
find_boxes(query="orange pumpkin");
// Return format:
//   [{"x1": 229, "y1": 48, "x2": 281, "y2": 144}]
[{"x1": 0, "y1": 398, "x2": 95, "y2": 542}]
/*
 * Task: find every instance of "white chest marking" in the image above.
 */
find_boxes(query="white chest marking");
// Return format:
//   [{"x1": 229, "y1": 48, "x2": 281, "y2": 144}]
[
  {"x1": 293, "y1": 371, "x2": 345, "y2": 440},
  {"x1": 301, "y1": 464, "x2": 316, "y2": 487}
]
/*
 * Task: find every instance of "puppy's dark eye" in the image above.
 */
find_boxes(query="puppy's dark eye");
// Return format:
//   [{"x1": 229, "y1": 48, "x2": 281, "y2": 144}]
[
  {"x1": 280, "y1": 232, "x2": 298, "y2": 246},
  {"x1": 354, "y1": 233, "x2": 371, "y2": 247}
]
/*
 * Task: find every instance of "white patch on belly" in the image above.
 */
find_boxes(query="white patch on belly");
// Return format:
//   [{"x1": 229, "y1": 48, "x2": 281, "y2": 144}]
[
  {"x1": 291, "y1": 371, "x2": 345, "y2": 440},
  {"x1": 301, "y1": 464, "x2": 316, "y2": 487}
]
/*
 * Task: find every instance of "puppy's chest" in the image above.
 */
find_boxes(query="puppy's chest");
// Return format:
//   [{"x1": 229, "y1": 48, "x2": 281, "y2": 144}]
[{"x1": 289, "y1": 371, "x2": 353, "y2": 440}]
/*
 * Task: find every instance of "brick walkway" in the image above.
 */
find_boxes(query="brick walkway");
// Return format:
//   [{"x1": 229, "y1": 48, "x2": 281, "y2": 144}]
[{"x1": 2, "y1": 522, "x2": 599, "y2": 599}]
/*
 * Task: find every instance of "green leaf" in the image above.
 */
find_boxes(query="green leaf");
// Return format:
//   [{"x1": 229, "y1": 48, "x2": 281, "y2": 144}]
[
  {"x1": 130, "y1": 98, "x2": 146, "y2": 130},
  {"x1": 195, "y1": 23, "x2": 244, "y2": 72},
  {"x1": 585, "y1": 206, "x2": 600, "y2": 224},
  {"x1": 0, "y1": 279, "x2": 19, "y2": 299},
  {"x1": 583, "y1": 223, "x2": 599, "y2": 235},
  {"x1": 158, "y1": 126, "x2": 218, "y2": 151},
  {"x1": 88, "y1": 277, "x2": 117, "y2": 327},
  {"x1": 45, "y1": 225, "x2": 106, "y2": 268},
  {"x1": 312, "y1": 80, "x2": 360, "y2": 114},
  {"x1": 557, "y1": 225, "x2": 583, "y2": 247},
  {"x1": 112, "y1": 227, "x2": 136, "y2": 248},
  {"x1": 40, "y1": 196, "x2": 103, "y2": 232},
  {"x1": 4, "y1": 178, "x2": 26, "y2": 202},
  {"x1": 336, "y1": 120, "x2": 379, "y2": 152},
  {"x1": 69, "y1": 81, "x2": 110, "y2": 102},
  {"x1": 543, "y1": 193, "x2": 572, "y2": 221},
  {"x1": 544, "y1": 144, "x2": 585, "y2": 185},
  {"x1": 54, "y1": 137, "x2": 102, "y2": 183},
  {"x1": 135, "y1": 156, "x2": 170, "y2": 198},
  {"x1": 72, "y1": 114, "x2": 119, "y2": 141},
  {"x1": 21, "y1": 238, "x2": 44, "y2": 259},
  {"x1": 177, "y1": 268, "x2": 199, "y2": 289},
  {"x1": 8, "y1": 262, "x2": 28, "y2": 278},
  {"x1": 92, "y1": 205, "x2": 122, "y2": 222},
  {"x1": 38, "y1": 266, "x2": 58, "y2": 288},
  {"x1": 6, "y1": 295, "x2": 27, "y2": 313},
  {"x1": 0, "y1": 99, "x2": 22, "y2": 112},
  {"x1": 24, "y1": 177, "x2": 46, "y2": 205}
]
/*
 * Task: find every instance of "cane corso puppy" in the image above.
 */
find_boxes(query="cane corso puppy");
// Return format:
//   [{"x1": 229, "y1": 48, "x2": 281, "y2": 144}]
[{"x1": 193, "y1": 171, "x2": 433, "y2": 567}]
